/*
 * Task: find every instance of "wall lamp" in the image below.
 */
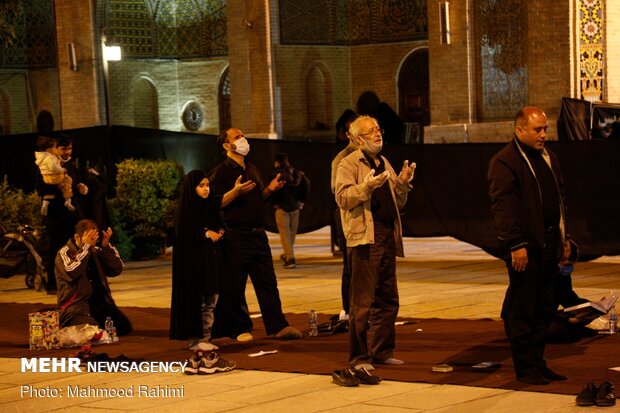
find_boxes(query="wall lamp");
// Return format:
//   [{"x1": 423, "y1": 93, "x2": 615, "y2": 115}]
[
  {"x1": 66, "y1": 42, "x2": 78, "y2": 71},
  {"x1": 439, "y1": 1, "x2": 451, "y2": 45}
]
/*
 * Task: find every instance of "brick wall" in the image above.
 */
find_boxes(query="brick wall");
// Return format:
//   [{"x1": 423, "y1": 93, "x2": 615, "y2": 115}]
[
  {"x1": 526, "y1": 0, "x2": 571, "y2": 118},
  {"x1": 428, "y1": 0, "x2": 471, "y2": 126},
  {"x1": 54, "y1": 0, "x2": 100, "y2": 129},
  {"x1": 274, "y1": 45, "x2": 351, "y2": 137},
  {"x1": 108, "y1": 59, "x2": 228, "y2": 134},
  {"x1": 425, "y1": 0, "x2": 569, "y2": 142},
  {"x1": 0, "y1": 72, "x2": 32, "y2": 134}
]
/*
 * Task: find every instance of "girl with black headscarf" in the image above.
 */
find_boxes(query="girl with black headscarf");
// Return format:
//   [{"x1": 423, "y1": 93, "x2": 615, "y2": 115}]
[{"x1": 170, "y1": 170, "x2": 226, "y2": 345}]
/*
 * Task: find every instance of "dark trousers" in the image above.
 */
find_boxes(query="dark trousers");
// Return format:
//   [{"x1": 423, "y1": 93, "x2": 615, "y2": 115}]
[
  {"x1": 502, "y1": 236, "x2": 560, "y2": 377},
  {"x1": 334, "y1": 208, "x2": 351, "y2": 313},
  {"x1": 89, "y1": 301, "x2": 133, "y2": 336},
  {"x1": 215, "y1": 228, "x2": 288, "y2": 337},
  {"x1": 348, "y1": 223, "x2": 399, "y2": 365}
]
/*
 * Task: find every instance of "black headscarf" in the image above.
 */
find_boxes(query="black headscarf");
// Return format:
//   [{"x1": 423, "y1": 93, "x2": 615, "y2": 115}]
[
  {"x1": 175, "y1": 170, "x2": 211, "y2": 242},
  {"x1": 170, "y1": 170, "x2": 225, "y2": 340}
]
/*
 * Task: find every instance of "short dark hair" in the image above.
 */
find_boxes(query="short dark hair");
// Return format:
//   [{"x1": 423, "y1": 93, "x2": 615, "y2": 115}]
[
  {"x1": 217, "y1": 129, "x2": 230, "y2": 152},
  {"x1": 74, "y1": 219, "x2": 98, "y2": 236},
  {"x1": 36, "y1": 135, "x2": 56, "y2": 151},
  {"x1": 56, "y1": 134, "x2": 72, "y2": 148},
  {"x1": 336, "y1": 109, "x2": 358, "y2": 134},
  {"x1": 275, "y1": 152, "x2": 289, "y2": 166}
]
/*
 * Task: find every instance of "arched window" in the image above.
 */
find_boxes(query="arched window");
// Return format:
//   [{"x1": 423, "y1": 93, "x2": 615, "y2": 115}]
[
  {"x1": 398, "y1": 48, "x2": 429, "y2": 143},
  {"x1": 131, "y1": 77, "x2": 159, "y2": 129},
  {"x1": 306, "y1": 65, "x2": 331, "y2": 130}
]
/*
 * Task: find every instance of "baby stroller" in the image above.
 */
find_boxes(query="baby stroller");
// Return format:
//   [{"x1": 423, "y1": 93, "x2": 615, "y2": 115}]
[{"x1": 0, "y1": 225, "x2": 47, "y2": 291}]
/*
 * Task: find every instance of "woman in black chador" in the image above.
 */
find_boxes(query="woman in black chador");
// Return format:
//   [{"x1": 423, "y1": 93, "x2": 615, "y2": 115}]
[{"x1": 170, "y1": 170, "x2": 226, "y2": 348}]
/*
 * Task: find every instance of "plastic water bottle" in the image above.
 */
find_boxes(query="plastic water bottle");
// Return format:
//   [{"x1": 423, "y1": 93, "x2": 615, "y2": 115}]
[
  {"x1": 104, "y1": 317, "x2": 117, "y2": 342},
  {"x1": 308, "y1": 309, "x2": 318, "y2": 337},
  {"x1": 609, "y1": 307, "x2": 617, "y2": 334}
]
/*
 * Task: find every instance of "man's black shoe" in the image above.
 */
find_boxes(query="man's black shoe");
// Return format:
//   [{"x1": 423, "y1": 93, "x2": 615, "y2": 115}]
[
  {"x1": 576, "y1": 383, "x2": 598, "y2": 406},
  {"x1": 331, "y1": 369, "x2": 359, "y2": 387},
  {"x1": 596, "y1": 381, "x2": 616, "y2": 407},
  {"x1": 537, "y1": 366, "x2": 567, "y2": 381},
  {"x1": 517, "y1": 372, "x2": 550, "y2": 385},
  {"x1": 352, "y1": 366, "x2": 382, "y2": 385}
]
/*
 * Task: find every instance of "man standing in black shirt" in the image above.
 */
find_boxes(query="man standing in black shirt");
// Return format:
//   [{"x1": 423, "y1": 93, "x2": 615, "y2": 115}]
[
  {"x1": 488, "y1": 106, "x2": 574, "y2": 385},
  {"x1": 209, "y1": 128, "x2": 302, "y2": 342}
]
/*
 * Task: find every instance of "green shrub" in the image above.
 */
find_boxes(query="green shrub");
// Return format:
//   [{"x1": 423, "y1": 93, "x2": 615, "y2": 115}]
[
  {"x1": 108, "y1": 159, "x2": 183, "y2": 260},
  {"x1": 0, "y1": 176, "x2": 42, "y2": 233}
]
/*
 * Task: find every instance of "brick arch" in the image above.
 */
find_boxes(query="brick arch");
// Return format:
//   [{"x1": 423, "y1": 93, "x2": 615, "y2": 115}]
[
  {"x1": 0, "y1": 89, "x2": 10, "y2": 135},
  {"x1": 397, "y1": 47, "x2": 429, "y2": 143},
  {"x1": 129, "y1": 75, "x2": 159, "y2": 129},
  {"x1": 304, "y1": 62, "x2": 333, "y2": 131}
]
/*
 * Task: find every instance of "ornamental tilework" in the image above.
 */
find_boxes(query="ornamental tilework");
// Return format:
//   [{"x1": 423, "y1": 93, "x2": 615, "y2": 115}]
[
  {"x1": 279, "y1": 0, "x2": 427, "y2": 46},
  {"x1": 1, "y1": 0, "x2": 56, "y2": 68},
  {"x1": 475, "y1": 0, "x2": 527, "y2": 121},
  {"x1": 579, "y1": 0, "x2": 604, "y2": 102},
  {"x1": 106, "y1": 0, "x2": 227, "y2": 59}
]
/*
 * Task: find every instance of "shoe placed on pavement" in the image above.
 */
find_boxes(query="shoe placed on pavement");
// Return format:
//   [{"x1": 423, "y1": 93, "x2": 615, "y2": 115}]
[
  {"x1": 354, "y1": 362, "x2": 375, "y2": 371},
  {"x1": 537, "y1": 366, "x2": 566, "y2": 381},
  {"x1": 236, "y1": 332, "x2": 254, "y2": 342},
  {"x1": 331, "y1": 369, "x2": 360, "y2": 387},
  {"x1": 189, "y1": 339, "x2": 219, "y2": 352},
  {"x1": 576, "y1": 382, "x2": 598, "y2": 406},
  {"x1": 184, "y1": 355, "x2": 201, "y2": 375},
  {"x1": 517, "y1": 371, "x2": 550, "y2": 385},
  {"x1": 275, "y1": 326, "x2": 302, "y2": 340},
  {"x1": 375, "y1": 357, "x2": 405, "y2": 365},
  {"x1": 198, "y1": 352, "x2": 236, "y2": 374},
  {"x1": 352, "y1": 366, "x2": 382, "y2": 384},
  {"x1": 596, "y1": 381, "x2": 616, "y2": 407},
  {"x1": 283, "y1": 259, "x2": 296, "y2": 269}
]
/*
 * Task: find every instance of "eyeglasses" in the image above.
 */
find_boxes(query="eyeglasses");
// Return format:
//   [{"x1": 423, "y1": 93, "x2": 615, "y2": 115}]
[{"x1": 358, "y1": 128, "x2": 384, "y2": 139}]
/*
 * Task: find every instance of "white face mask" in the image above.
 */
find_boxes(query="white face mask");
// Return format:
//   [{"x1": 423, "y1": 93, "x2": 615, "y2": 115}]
[
  {"x1": 233, "y1": 137, "x2": 250, "y2": 156},
  {"x1": 358, "y1": 137, "x2": 382, "y2": 155}
]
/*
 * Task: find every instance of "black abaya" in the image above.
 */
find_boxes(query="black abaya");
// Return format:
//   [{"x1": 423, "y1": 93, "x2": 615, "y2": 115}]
[{"x1": 170, "y1": 170, "x2": 226, "y2": 340}]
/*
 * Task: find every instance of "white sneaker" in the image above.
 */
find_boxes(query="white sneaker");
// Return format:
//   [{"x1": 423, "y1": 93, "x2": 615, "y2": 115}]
[
  {"x1": 184, "y1": 356, "x2": 200, "y2": 375},
  {"x1": 198, "y1": 352, "x2": 236, "y2": 374},
  {"x1": 236, "y1": 332, "x2": 253, "y2": 342}
]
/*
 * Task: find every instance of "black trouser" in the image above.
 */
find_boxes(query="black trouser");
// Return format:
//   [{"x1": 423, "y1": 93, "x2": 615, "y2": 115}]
[
  {"x1": 502, "y1": 230, "x2": 560, "y2": 377},
  {"x1": 334, "y1": 208, "x2": 351, "y2": 314},
  {"x1": 348, "y1": 222, "x2": 399, "y2": 365},
  {"x1": 214, "y1": 228, "x2": 288, "y2": 337},
  {"x1": 89, "y1": 298, "x2": 133, "y2": 336}
]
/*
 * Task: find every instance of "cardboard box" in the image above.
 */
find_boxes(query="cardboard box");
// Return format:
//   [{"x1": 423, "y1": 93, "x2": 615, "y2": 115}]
[{"x1": 28, "y1": 310, "x2": 60, "y2": 350}]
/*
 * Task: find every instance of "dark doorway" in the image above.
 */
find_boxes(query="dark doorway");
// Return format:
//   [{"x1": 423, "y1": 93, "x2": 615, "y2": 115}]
[{"x1": 398, "y1": 49, "x2": 429, "y2": 143}]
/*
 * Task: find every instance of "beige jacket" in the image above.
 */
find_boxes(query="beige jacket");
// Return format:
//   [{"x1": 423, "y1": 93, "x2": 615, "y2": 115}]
[{"x1": 335, "y1": 149, "x2": 411, "y2": 257}]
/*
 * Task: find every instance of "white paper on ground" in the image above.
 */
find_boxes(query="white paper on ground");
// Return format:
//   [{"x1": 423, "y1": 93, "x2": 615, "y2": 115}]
[{"x1": 248, "y1": 350, "x2": 278, "y2": 357}]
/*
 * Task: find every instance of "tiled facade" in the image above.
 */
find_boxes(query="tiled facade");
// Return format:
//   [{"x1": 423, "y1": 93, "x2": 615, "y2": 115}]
[{"x1": 1, "y1": 0, "x2": 618, "y2": 142}]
